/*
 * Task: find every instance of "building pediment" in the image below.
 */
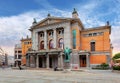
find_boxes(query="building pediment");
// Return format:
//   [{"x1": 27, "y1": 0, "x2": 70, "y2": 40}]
[
  {"x1": 30, "y1": 16, "x2": 84, "y2": 31},
  {"x1": 31, "y1": 17, "x2": 72, "y2": 28}
]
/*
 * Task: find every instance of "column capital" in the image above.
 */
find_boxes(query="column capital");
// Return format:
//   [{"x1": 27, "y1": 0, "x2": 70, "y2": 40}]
[
  {"x1": 53, "y1": 28, "x2": 57, "y2": 30},
  {"x1": 43, "y1": 30, "x2": 47, "y2": 32}
]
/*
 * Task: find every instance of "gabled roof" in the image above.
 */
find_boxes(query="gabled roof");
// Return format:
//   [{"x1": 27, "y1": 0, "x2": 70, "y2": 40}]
[{"x1": 30, "y1": 16, "x2": 84, "y2": 31}]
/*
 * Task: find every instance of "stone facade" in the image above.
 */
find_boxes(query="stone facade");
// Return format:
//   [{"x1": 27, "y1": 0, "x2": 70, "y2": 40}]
[
  {"x1": 14, "y1": 44, "x2": 22, "y2": 67},
  {"x1": 26, "y1": 9, "x2": 112, "y2": 69}
]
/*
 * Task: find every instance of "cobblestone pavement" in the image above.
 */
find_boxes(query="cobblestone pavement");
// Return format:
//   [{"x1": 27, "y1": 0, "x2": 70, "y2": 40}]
[{"x1": 0, "y1": 68, "x2": 120, "y2": 83}]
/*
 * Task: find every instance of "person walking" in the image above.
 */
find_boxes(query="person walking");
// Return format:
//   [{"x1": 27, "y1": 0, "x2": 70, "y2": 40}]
[
  {"x1": 18, "y1": 64, "x2": 22, "y2": 70},
  {"x1": 2, "y1": 62, "x2": 5, "y2": 69}
]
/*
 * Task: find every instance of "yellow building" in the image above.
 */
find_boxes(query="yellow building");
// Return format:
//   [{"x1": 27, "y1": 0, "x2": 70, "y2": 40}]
[{"x1": 21, "y1": 36, "x2": 32, "y2": 65}]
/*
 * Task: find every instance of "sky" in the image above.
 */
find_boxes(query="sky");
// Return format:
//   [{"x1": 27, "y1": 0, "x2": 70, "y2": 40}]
[{"x1": 0, "y1": 0, "x2": 120, "y2": 56}]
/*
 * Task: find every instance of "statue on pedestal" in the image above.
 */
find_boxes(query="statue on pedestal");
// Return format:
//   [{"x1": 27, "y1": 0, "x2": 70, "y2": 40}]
[{"x1": 64, "y1": 47, "x2": 72, "y2": 70}]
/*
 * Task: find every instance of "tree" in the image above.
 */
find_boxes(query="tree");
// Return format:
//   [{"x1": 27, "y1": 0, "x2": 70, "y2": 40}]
[{"x1": 112, "y1": 53, "x2": 120, "y2": 60}]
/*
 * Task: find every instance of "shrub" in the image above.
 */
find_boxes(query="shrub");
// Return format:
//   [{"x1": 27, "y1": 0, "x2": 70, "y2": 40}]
[
  {"x1": 100, "y1": 63, "x2": 109, "y2": 69},
  {"x1": 113, "y1": 66, "x2": 120, "y2": 70},
  {"x1": 92, "y1": 63, "x2": 109, "y2": 70}
]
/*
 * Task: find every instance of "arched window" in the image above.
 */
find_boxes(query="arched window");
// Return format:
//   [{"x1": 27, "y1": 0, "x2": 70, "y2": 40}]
[
  {"x1": 58, "y1": 38, "x2": 64, "y2": 49},
  {"x1": 40, "y1": 41, "x2": 44, "y2": 49},
  {"x1": 49, "y1": 39, "x2": 54, "y2": 49}
]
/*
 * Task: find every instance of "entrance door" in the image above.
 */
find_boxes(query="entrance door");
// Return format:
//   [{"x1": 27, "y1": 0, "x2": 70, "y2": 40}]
[
  {"x1": 39, "y1": 57, "x2": 42, "y2": 68},
  {"x1": 49, "y1": 57, "x2": 52, "y2": 68},
  {"x1": 80, "y1": 55, "x2": 86, "y2": 67},
  {"x1": 49, "y1": 55, "x2": 58, "y2": 68}
]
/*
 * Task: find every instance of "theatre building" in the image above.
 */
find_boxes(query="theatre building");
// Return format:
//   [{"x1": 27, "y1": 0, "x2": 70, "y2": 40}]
[{"x1": 26, "y1": 9, "x2": 112, "y2": 69}]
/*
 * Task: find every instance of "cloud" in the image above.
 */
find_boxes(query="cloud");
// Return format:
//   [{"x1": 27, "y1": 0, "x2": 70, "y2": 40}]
[
  {"x1": 0, "y1": 0, "x2": 120, "y2": 56},
  {"x1": 0, "y1": 9, "x2": 72, "y2": 55},
  {"x1": 0, "y1": 11, "x2": 46, "y2": 55},
  {"x1": 34, "y1": 0, "x2": 54, "y2": 10}
]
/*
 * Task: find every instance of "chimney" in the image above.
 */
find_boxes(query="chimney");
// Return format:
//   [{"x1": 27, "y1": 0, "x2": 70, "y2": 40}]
[{"x1": 72, "y1": 8, "x2": 78, "y2": 18}]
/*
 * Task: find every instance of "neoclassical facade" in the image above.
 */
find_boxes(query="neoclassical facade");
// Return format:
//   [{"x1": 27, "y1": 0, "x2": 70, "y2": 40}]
[{"x1": 26, "y1": 9, "x2": 112, "y2": 69}]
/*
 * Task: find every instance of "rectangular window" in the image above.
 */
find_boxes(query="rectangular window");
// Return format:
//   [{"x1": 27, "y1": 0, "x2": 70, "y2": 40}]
[
  {"x1": 18, "y1": 51, "x2": 21, "y2": 53},
  {"x1": 91, "y1": 42, "x2": 95, "y2": 51},
  {"x1": 93, "y1": 33, "x2": 97, "y2": 36},
  {"x1": 15, "y1": 55, "x2": 17, "y2": 59},
  {"x1": 18, "y1": 55, "x2": 22, "y2": 59},
  {"x1": 89, "y1": 33, "x2": 92, "y2": 36}
]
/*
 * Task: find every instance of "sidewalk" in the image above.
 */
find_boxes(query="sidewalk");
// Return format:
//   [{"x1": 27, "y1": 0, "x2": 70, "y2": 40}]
[{"x1": 0, "y1": 68, "x2": 120, "y2": 83}]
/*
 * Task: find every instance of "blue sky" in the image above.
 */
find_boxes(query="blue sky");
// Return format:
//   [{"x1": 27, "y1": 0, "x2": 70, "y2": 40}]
[{"x1": 0, "y1": 0, "x2": 120, "y2": 55}]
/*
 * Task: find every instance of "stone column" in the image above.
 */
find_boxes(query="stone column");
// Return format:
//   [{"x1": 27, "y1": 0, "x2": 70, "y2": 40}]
[
  {"x1": 58, "y1": 53, "x2": 61, "y2": 68},
  {"x1": 46, "y1": 54, "x2": 49, "y2": 69},
  {"x1": 58, "y1": 52, "x2": 64, "y2": 69},
  {"x1": 26, "y1": 54, "x2": 29, "y2": 67},
  {"x1": 86, "y1": 53, "x2": 90, "y2": 68},
  {"x1": 30, "y1": 55, "x2": 32, "y2": 67},
  {"x1": 35, "y1": 32, "x2": 39, "y2": 50},
  {"x1": 60, "y1": 53, "x2": 64, "y2": 69},
  {"x1": 36, "y1": 55, "x2": 39, "y2": 68},
  {"x1": 28, "y1": 55, "x2": 30, "y2": 67},
  {"x1": 44, "y1": 30, "x2": 47, "y2": 49},
  {"x1": 42, "y1": 57, "x2": 45, "y2": 68},
  {"x1": 30, "y1": 55, "x2": 35, "y2": 68},
  {"x1": 53, "y1": 29, "x2": 57, "y2": 48},
  {"x1": 64, "y1": 23, "x2": 71, "y2": 49}
]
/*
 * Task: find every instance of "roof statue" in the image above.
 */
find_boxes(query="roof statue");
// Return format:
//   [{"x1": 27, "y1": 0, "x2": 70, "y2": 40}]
[{"x1": 32, "y1": 18, "x2": 37, "y2": 24}]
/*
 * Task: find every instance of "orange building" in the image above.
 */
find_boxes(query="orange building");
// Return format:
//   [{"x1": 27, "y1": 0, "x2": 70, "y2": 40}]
[
  {"x1": 21, "y1": 36, "x2": 32, "y2": 65},
  {"x1": 26, "y1": 9, "x2": 112, "y2": 69}
]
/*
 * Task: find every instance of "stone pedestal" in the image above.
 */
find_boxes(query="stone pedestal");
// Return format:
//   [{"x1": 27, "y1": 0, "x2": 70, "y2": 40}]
[{"x1": 64, "y1": 62, "x2": 70, "y2": 69}]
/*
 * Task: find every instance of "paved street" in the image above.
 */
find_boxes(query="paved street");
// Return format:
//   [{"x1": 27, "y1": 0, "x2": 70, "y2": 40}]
[{"x1": 0, "y1": 68, "x2": 120, "y2": 83}]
